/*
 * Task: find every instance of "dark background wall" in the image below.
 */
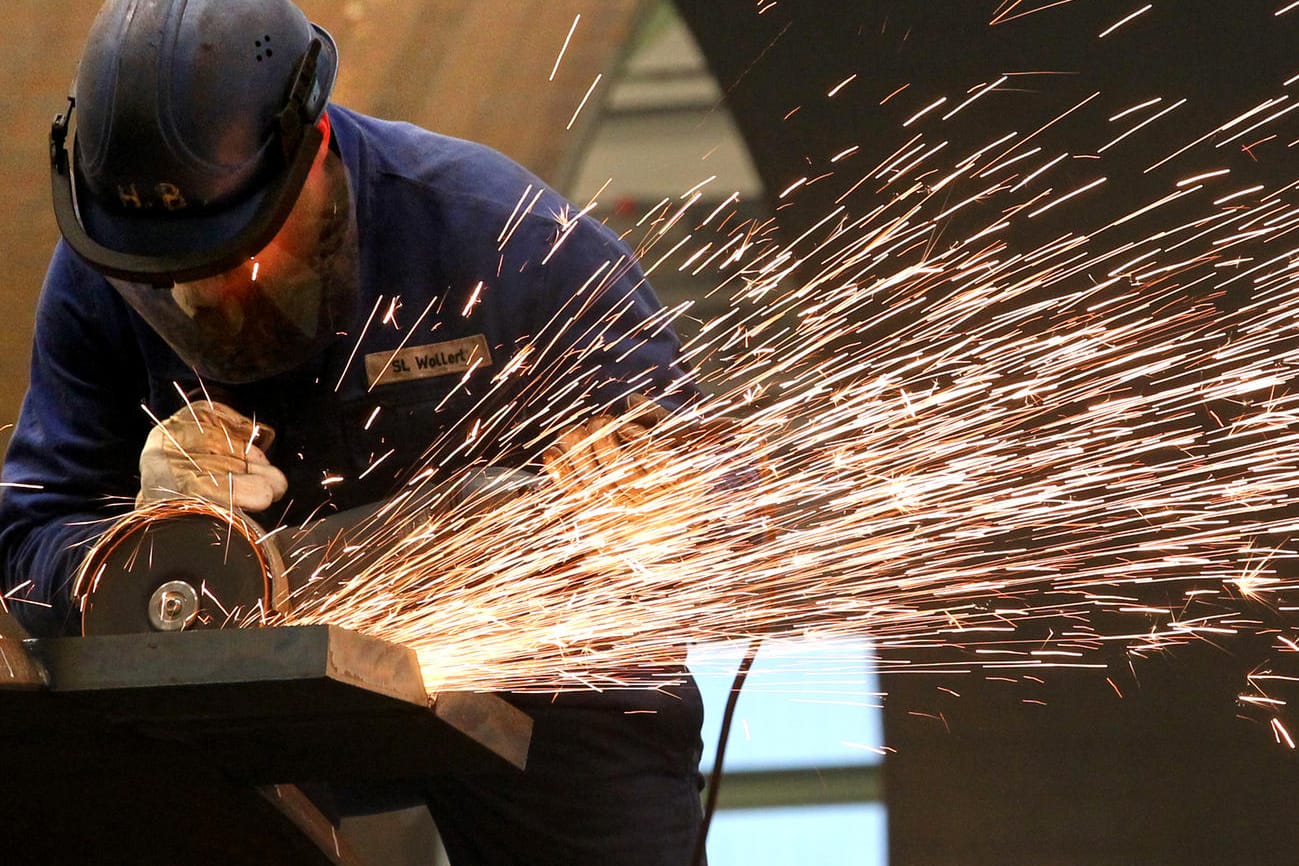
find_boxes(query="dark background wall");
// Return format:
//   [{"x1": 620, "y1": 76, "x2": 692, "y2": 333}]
[
  {"x1": 677, "y1": 2, "x2": 1299, "y2": 242},
  {"x1": 674, "y1": 3, "x2": 1299, "y2": 863}
]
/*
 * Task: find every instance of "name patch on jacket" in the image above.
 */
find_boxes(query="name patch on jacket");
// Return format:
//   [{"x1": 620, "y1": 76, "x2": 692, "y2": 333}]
[{"x1": 365, "y1": 335, "x2": 493, "y2": 387}]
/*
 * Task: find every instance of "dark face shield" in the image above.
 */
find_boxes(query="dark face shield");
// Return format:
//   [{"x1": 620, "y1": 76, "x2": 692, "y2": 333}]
[{"x1": 108, "y1": 147, "x2": 359, "y2": 384}]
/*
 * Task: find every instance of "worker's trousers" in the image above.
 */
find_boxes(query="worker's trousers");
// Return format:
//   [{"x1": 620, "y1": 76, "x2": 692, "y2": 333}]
[{"x1": 336, "y1": 668, "x2": 707, "y2": 866}]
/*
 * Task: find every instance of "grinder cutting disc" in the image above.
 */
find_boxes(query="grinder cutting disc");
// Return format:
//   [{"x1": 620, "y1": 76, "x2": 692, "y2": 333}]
[{"x1": 74, "y1": 501, "x2": 287, "y2": 636}]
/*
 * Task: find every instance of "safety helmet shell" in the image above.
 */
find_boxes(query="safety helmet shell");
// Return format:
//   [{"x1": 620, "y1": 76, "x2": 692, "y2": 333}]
[{"x1": 55, "y1": 0, "x2": 338, "y2": 282}]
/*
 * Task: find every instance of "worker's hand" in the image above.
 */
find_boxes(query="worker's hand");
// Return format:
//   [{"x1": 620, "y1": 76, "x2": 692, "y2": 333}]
[
  {"x1": 137, "y1": 401, "x2": 288, "y2": 512},
  {"x1": 542, "y1": 394, "x2": 678, "y2": 508}
]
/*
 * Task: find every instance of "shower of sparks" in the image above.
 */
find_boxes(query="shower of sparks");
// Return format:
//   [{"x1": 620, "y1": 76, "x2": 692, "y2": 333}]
[
  {"x1": 1098, "y1": 98, "x2": 1186, "y2": 153},
  {"x1": 1271, "y1": 717, "x2": 1295, "y2": 748},
  {"x1": 990, "y1": 0, "x2": 1078, "y2": 26},
  {"x1": 550, "y1": 14, "x2": 581, "y2": 82},
  {"x1": 1110, "y1": 98, "x2": 1162, "y2": 122},
  {"x1": 903, "y1": 96, "x2": 948, "y2": 127},
  {"x1": 1097, "y1": 4, "x2": 1153, "y2": 38},
  {"x1": 267, "y1": 101, "x2": 1299, "y2": 707},
  {"x1": 70, "y1": 9, "x2": 1278, "y2": 735},
  {"x1": 566, "y1": 74, "x2": 603, "y2": 131},
  {"x1": 942, "y1": 76, "x2": 1009, "y2": 121},
  {"x1": 827, "y1": 74, "x2": 857, "y2": 99},
  {"x1": 880, "y1": 83, "x2": 910, "y2": 106}
]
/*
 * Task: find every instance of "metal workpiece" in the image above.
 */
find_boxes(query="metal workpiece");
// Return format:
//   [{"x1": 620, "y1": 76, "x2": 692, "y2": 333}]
[
  {"x1": 0, "y1": 615, "x2": 532, "y2": 863},
  {"x1": 431, "y1": 690, "x2": 532, "y2": 772},
  {"x1": 21, "y1": 623, "x2": 531, "y2": 780}
]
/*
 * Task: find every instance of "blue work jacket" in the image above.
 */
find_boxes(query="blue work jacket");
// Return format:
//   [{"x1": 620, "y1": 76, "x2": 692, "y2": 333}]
[{"x1": 0, "y1": 105, "x2": 696, "y2": 637}]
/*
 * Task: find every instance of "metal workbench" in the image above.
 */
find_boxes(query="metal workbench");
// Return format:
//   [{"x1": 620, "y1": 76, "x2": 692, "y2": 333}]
[{"x1": 0, "y1": 614, "x2": 530, "y2": 864}]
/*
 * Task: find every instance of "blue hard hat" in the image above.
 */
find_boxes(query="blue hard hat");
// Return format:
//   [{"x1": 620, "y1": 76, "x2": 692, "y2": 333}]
[{"x1": 51, "y1": 0, "x2": 339, "y2": 285}]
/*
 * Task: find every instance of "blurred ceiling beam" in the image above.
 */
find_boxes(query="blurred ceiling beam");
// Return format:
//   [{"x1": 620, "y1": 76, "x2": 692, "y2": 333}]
[{"x1": 299, "y1": 0, "x2": 653, "y2": 187}]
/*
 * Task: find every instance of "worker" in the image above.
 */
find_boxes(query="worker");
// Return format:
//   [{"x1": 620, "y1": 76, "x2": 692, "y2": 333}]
[{"x1": 0, "y1": 0, "x2": 706, "y2": 862}]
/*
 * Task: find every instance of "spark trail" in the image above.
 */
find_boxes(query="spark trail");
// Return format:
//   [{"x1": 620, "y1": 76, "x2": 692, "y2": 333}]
[{"x1": 273, "y1": 9, "x2": 1299, "y2": 717}]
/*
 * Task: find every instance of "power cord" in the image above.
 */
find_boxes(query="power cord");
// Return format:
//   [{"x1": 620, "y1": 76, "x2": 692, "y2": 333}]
[{"x1": 691, "y1": 640, "x2": 760, "y2": 866}]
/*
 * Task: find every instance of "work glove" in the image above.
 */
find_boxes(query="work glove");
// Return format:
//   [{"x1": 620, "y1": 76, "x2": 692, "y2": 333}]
[
  {"x1": 541, "y1": 394, "x2": 678, "y2": 509},
  {"x1": 137, "y1": 400, "x2": 288, "y2": 513}
]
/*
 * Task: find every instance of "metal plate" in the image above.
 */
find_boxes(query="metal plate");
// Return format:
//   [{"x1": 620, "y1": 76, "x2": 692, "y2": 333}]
[
  {"x1": 20, "y1": 624, "x2": 531, "y2": 780},
  {"x1": 0, "y1": 617, "x2": 531, "y2": 863}
]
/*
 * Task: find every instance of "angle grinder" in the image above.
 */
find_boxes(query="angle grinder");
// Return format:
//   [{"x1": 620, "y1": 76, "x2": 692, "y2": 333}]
[
  {"x1": 71, "y1": 500, "x2": 288, "y2": 636},
  {"x1": 71, "y1": 468, "x2": 540, "y2": 636}
]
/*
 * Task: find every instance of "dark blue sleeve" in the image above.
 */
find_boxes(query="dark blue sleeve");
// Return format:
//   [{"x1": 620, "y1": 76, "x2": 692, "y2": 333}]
[{"x1": 0, "y1": 245, "x2": 149, "y2": 635}]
